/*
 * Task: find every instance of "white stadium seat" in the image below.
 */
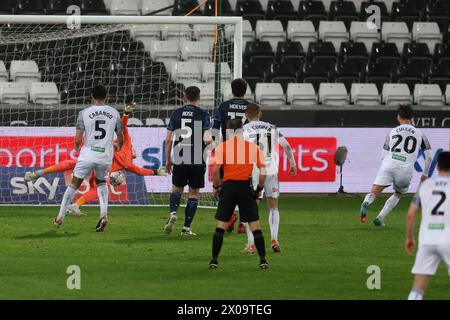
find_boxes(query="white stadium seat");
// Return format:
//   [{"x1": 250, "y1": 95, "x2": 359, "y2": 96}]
[
  {"x1": 255, "y1": 83, "x2": 286, "y2": 106},
  {"x1": 222, "y1": 82, "x2": 254, "y2": 101},
  {"x1": 180, "y1": 40, "x2": 211, "y2": 61},
  {"x1": 29, "y1": 82, "x2": 60, "y2": 105},
  {"x1": 286, "y1": 83, "x2": 317, "y2": 106},
  {"x1": 318, "y1": 83, "x2": 349, "y2": 105},
  {"x1": 171, "y1": 61, "x2": 201, "y2": 84},
  {"x1": 110, "y1": 0, "x2": 141, "y2": 15},
  {"x1": 0, "y1": 61, "x2": 8, "y2": 82},
  {"x1": 255, "y1": 20, "x2": 286, "y2": 51},
  {"x1": 350, "y1": 83, "x2": 381, "y2": 106},
  {"x1": 161, "y1": 24, "x2": 192, "y2": 41},
  {"x1": 382, "y1": 83, "x2": 413, "y2": 105},
  {"x1": 318, "y1": 21, "x2": 349, "y2": 53},
  {"x1": 149, "y1": 40, "x2": 179, "y2": 61},
  {"x1": 226, "y1": 20, "x2": 254, "y2": 51},
  {"x1": 193, "y1": 25, "x2": 216, "y2": 42},
  {"x1": 350, "y1": 22, "x2": 380, "y2": 53},
  {"x1": 412, "y1": 22, "x2": 442, "y2": 53},
  {"x1": 446, "y1": 84, "x2": 450, "y2": 105},
  {"x1": 413, "y1": 84, "x2": 444, "y2": 106},
  {"x1": 381, "y1": 22, "x2": 411, "y2": 53},
  {"x1": 9, "y1": 60, "x2": 40, "y2": 87},
  {"x1": 287, "y1": 21, "x2": 317, "y2": 52},
  {"x1": 183, "y1": 82, "x2": 215, "y2": 107},
  {"x1": 0, "y1": 82, "x2": 28, "y2": 104},
  {"x1": 202, "y1": 62, "x2": 231, "y2": 83},
  {"x1": 130, "y1": 25, "x2": 161, "y2": 42},
  {"x1": 141, "y1": 0, "x2": 174, "y2": 16}
]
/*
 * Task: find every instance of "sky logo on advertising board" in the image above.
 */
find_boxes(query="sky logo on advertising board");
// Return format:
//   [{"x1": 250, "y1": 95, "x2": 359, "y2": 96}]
[
  {"x1": 11, "y1": 176, "x2": 60, "y2": 200},
  {"x1": 279, "y1": 137, "x2": 337, "y2": 182}
]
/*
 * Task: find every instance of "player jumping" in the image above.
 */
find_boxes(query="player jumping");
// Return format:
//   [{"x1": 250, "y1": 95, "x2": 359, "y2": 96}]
[
  {"x1": 360, "y1": 105, "x2": 432, "y2": 226},
  {"x1": 405, "y1": 151, "x2": 450, "y2": 300},
  {"x1": 241, "y1": 103, "x2": 297, "y2": 254}
]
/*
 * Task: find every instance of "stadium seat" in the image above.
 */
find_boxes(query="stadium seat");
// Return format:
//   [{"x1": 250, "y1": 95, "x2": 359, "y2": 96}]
[
  {"x1": 286, "y1": 20, "x2": 318, "y2": 52},
  {"x1": 350, "y1": 83, "x2": 381, "y2": 106},
  {"x1": 222, "y1": 81, "x2": 254, "y2": 100},
  {"x1": 161, "y1": 24, "x2": 192, "y2": 41},
  {"x1": 318, "y1": 83, "x2": 349, "y2": 105},
  {"x1": 29, "y1": 82, "x2": 60, "y2": 105},
  {"x1": 110, "y1": 0, "x2": 141, "y2": 15},
  {"x1": 402, "y1": 42, "x2": 432, "y2": 64},
  {"x1": 80, "y1": 0, "x2": 108, "y2": 15},
  {"x1": 173, "y1": 0, "x2": 201, "y2": 16},
  {"x1": 255, "y1": 20, "x2": 286, "y2": 51},
  {"x1": 306, "y1": 41, "x2": 337, "y2": 63},
  {"x1": 130, "y1": 25, "x2": 161, "y2": 43},
  {"x1": 234, "y1": 0, "x2": 265, "y2": 29},
  {"x1": 142, "y1": 0, "x2": 174, "y2": 16},
  {"x1": 203, "y1": 0, "x2": 233, "y2": 16},
  {"x1": 0, "y1": 61, "x2": 8, "y2": 82},
  {"x1": 17, "y1": 0, "x2": 45, "y2": 15},
  {"x1": 349, "y1": 22, "x2": 380, "y2": 54},
  {"x1": 328, "y1": 1, "x2": 358, "y2": 29},
  {"x1": 0, "y1": 82, "x2": 28, "y2": 104},
  {"x1": 338, "y1": 42, "x2": 368, "y2": 62},
  {"x1": 255, "y1": 83, "x2": 286, "y2": 106},
  {"x1": 149, "y1": 41, "x2": 179, "y2": 69},
  {"x1": 332, "y1": 59, "x2": 366, "y2": 91},
  {"x1": 381, "y1": 22, "x2": 411, "y2": 53},
  {"x1": 193, "y1": 25, "x2": 216, "y2": 42},
  {"x1": 0, "y1": 0, "x2": 15, "y2": 14},
  {"x1": 286, "y1": 83, "x2": 317, "y2": 105},
  {"x1": 412, "y1": 22, "x2": 442, "y2": 53},
  {"x1": 244, "y1": 41, "x2": 274, "y2": 70},
  {"x1": 413, "y1": 84, "x2": 445, "y2": 106},
  {"x1": 391, "y1": 0, "x2": 420, "y2": 30},
  {"x1": 359, "y1": 1, "x2": 389, "y2": 23},
  {"x1": 446, "y1": 84, "x2": 450, "y2": 104},
  {"x1": 429, "y1": 60, "x2": 450, "y2": 92},
  {"x1": 266, "y1": 0, "x2": 297, "y2": 29},
  {"x1": 370, "y1": 42, "x2": 401, "y2": 66},
  {"x1": 45, "y1": 0, "x2": 67, "y2": 14},
  {"x1": 382, "y1": 83, "x2": 413, "y2": 106},
  {"x1": 298, "y1": 0, "x2": 328, "y2": 29},
  {"x1": 321, "y1": 0, "x2": 333, "y2": 12},
  {"x1": 9, "y1": 60, "x2": 40, "y2": 85},
  {"x1": 318, "y1": 21, "x2": 349, "y2": 52},
  {"x1": 180, "y1": 41, "x2": 211, "y2": 61},
  {"x1": 424, "y1": 0, "x2": 450, "y2": 35},
  {"x1": 275, "y1": 41, "x2": 305, "y2": 69},
  {"x1": 171, "y1": 61, "x2": 201, "y2": 85},
  {"x1": 225, "y1": 20, "x2": 255, "y2": 50},
  {"x1": 183, "y1": 82, "x2": 215, "y2": 106},
  {"x1": 202, "y1": 62, "x2": 232, "y2": 82},
  {"x1": 264, "y1": 62, "x2": 297, "y2": 91},
  {"x1": 243, "y1": 62, "x2": 265, "y2": 92},
  {"x1": 433, "y1": 43, "x2": 450, "y2": 64}
]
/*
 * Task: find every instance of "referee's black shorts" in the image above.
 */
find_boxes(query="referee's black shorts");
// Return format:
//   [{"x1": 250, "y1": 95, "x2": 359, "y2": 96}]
[{"x1": 215, "y1": 180, "x2": 259, "y2": 223}]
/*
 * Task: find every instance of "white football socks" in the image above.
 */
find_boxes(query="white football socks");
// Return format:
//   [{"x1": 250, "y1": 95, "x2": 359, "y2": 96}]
[
  {"x1": 363, "y1": 192, "x2": 376, "y2": 205},
  {"x1": 245, "y1": 222, "x2": 255, "y2": 246},
  {"x1": 377, "y1": 194, "x2": 401, "y2": 221},
  {"x1": 57, "y1": 185, "x2": 77, "y2": 221},
  {"x1": 408, "y1": 288, "x2": 424, "y2": 300},
  {"x1": 97, "y1": 182, "x2": 109, "y2": 219},
  {"x1": 269, "y1": 207, "x2": 280, "y2": 241}
]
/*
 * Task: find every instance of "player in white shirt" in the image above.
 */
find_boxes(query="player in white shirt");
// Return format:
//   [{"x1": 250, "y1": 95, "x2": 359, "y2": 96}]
[
  {"x1": 360, "y1": 105, "x2": 432, "y2": 226},
  {"x1": 405, "y1": 151, "x2": 450, "y2": 300},
  {"x1": 53, "y1": 85, "x2": 123, "y2": 232},
  {"x1": 241, "y1": 103, "x2": 297, "y2": 253}
]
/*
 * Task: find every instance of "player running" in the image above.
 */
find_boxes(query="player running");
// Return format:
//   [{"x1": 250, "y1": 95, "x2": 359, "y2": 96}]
[
  {"x1": 25, "y1": 103, "x2": 165, "y2": 216},
  {"x1": 241, "y1": 103, "x2": 297, "y2": 254},
  {"x1": 359, "y1": 105, "x2": 432, "y2": 226},
  {"x1": 405, "y1": 151, "x2": 450, "y2": 300},
  {"x1": 212, "y1": 78, "x2": 250, "y2": 233},
  {"x1": 52, "y1": 85, "x2": 123, "y2": 231},
  {"x1": 164, "y1": 86, "x2": 212, "y2": 236}
]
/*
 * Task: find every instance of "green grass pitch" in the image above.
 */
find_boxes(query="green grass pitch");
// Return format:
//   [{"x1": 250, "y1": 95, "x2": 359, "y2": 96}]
[{"x1": 1, "y1": 195, "x2": 449, "y2": 300}]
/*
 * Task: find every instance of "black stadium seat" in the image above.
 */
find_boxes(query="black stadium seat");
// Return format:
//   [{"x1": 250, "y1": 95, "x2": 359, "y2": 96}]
[
  {"x1": 244, "y1": 41, "x2": 274, "y2": 63},
  {"x1": 306, "y1": 41, "x2": 337, "y2": 63},
  {"x1": 429, "y1": 60, "x2": 450, "y2": 91},
  {"x1": 0, "y1": 0, "x2": 16, "y2": 14},
  {"x1": 173, "y1": 0, "x2": 201, "y2": 16},
  {"x1": 298, "y1": 0, "x2": 328, "y2": 29},
  {"x1": 370, "y1": 42, "x2": 401, "y2": 66},
  {"x1": 363, "y1": 61, "x2": 397, "y2": 92},
  {"x1": 397, "y1": 60, "x2": 431, "y2": 91},
  {"x1": 17, "y1": 0, "x2": 45, "y2": 15},
  {"x1": 433, "y1": 43, "x2": 450, "y2": 64},
  {"x1": 328, "y1": 1, "x2": 358, "y2": 29},
  {"x1": 275, "y1": 41, "x2": 305, "y2": 69},
  {"x1": 203, "y1": 0, "x2": 233, "y2": 16},
  {"x1": 80, "y1": 0, "x2": 108, "y2": 15},
  {"x1": 235, "y1": 0, "x2": 265, "y2": 29},
  {"x1": 402, "y1": 42, "x2": 433, "y2": 64},
  {"x1": 45, "y1": 0, "x2": 67, "y2": 14},
  {"x1": 338, "y1": 42, "x2": 368, "y2": 63},
  {"x1": 266, "y1": 0, "x2": 297, "y2": 29},
  {"x1": 243, "y1": 62, "x2": 265, "y2": 92},
  {"x1": 424, "y1": 0, "x2": 450, "y2": 33},
  {"x1": 264, "y1": 62, "x2": 297, "y2": 92},
  {"x1": 391, "y1": 0, "x2": 421, "y2": 30}
]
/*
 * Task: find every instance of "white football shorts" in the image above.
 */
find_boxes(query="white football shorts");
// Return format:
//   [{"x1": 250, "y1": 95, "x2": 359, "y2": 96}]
[
  {"x1": 73, "y1": 160, "x2": 110, "y2": 181},
  {"x1": 373, "y1": 165, "x2": 413, "y2": 193},
  {"x1": 252, "y1": 167, "x2": 280, "y2": 199},
  {"x1": 412, "y1": 244, "x2": 450, "y2": 276}
]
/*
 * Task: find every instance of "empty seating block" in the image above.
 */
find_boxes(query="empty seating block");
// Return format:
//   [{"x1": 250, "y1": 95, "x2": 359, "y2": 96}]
[
  {"x1": 287, "y1": 21, "x2": 317, "y2": 53},
  {"x1": 287, "y1": 83, "x2": 317, "y2": 106},
  {"x1": 0, "y1": 83, "x2": 28, "y2": 104},
  {"x1": 202, "y1": 62, "x2": 231, "y2": 82},
  {"x1": 382, "y1": 83, "x2": 413, "y2": 106},
  {"x1": 255, "y1": 83, "x2": 285, "y2": 106},
  {"x1": 161, "y1": 24, "x2": 192, "y2": 41},
  {"x1": 29, "y1": 82, "x2": 60, "y2": 105},
  {"x1": 412, "y1": 22, "x2": 442, "y2": 53},
  {"x1": 318, "y1": 83, "x2": 349, "y2": 105},
  {"x1": 381, "y1": 22, "x2": 411, "y2": 53},
  {"x1": 0, "y1": 61, "x2": 8, "y2": 82},
  {"x1": 413, "y1": 84, "x2": 444, "y2": 106},
  {"x1": 255, "y1": 20, "x2": 286, "y2": 51},
  {"x1": 180, "y1": 41, "x2": 211, "y2": 61},
  {"x1": 350, "y1": 22, "x2": 380, "y2": 53},
  {"x1": 350, "y1": 83, "x2": 380, "y2": 106},
  {"x1": 318, "y1": 21, "x2": 349, "y2": 52},
  {"x1": 9, "y1": 60, "x2": 40, "y2": 86},
  {"x1": 171, "y1": 61, "x2": 201, "y2": 84},
  {"x1": 110, "y1": 0, "x2": 140, "y2": 15},
  {"x1": 141, "y1": 0, "x2": 174, "y2": 15}
]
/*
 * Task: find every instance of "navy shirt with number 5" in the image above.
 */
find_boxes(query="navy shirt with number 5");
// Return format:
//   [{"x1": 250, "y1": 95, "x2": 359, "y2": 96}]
[{"x1": 167, "y1": 104, "x2": 211, "y2": 166}]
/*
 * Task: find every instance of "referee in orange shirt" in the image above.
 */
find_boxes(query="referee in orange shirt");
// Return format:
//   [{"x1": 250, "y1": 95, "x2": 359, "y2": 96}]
[{"x1": 209, "y1": 118, "x2": 269, "y2": 269}]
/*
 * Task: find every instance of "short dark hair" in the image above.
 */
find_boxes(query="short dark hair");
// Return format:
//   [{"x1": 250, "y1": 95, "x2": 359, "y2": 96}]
[
  {"x1": 227, "y1": 118, "x2": 243, "y2": 130},
  {"x1": 397, "y1": 104, "x2": 413, "y2": 120},
  {"x1": 231, "y1": 78, "x2": 247, "y2": 97},
  {"x1": 246, "y1": 102, "x2": 261, "y2": 118},
  {"x1": 184, "y1": 86, "x2": 200, "y2": 101},
  {"x1": 92, "y1": 85, "x2": 107, "y2": 100},
  {"x1": 437, "y1": 151, "x2": 450, "y2": 172}
]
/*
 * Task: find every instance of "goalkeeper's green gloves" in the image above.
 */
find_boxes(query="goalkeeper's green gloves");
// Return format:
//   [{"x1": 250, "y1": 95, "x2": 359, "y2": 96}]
[{"x1": 155, "y1": 167, "x2": 168, "y2": 176}]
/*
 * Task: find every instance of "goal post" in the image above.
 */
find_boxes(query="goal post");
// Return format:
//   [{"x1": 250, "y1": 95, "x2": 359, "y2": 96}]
[{"x1": 0, "y1": 15, "x2": 243, "y2": 208}]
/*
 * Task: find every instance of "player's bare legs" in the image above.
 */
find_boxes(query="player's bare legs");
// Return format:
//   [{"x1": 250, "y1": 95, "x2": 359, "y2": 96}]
[
  {"x1": 181, "y1": 188, "x2": 199, "y2": 236},
  {"x1": 165, "y1": 185, "x2": 183, "y2": 234},
  {"x1": 373, "y1": 191, "x2": 402, "y2": 227},
  {"x1": 95, "y1": 178, "x2": 109, "y2": 232},
  {"x1": 53, "y1": 176, "x2": 84, "y2": 227},
  {"x1": 25, "y1": 160, "x2": 77, "y2": 181},
  {"x1": 408, "y1": 275, "x2": 430, "y2": 300},
  {"x1": 360, "y1": 184, "x2": 386, "y2": 223}
]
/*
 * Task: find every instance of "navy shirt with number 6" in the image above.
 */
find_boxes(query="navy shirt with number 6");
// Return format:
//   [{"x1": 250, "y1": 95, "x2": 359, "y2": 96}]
[{"x1": 167, "y1": 104, "x2": 211, "y2": 166}]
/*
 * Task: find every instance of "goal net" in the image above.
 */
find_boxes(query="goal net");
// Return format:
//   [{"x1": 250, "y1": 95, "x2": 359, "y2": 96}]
[{"x1": 0, "y1": 15, "x2": 243, "y2": 208}]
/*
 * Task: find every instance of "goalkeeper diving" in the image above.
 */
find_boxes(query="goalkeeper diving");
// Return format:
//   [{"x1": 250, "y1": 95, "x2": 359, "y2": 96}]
[{"x1": 24, "y1": 103, "x2": 167, "y2": 215}]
